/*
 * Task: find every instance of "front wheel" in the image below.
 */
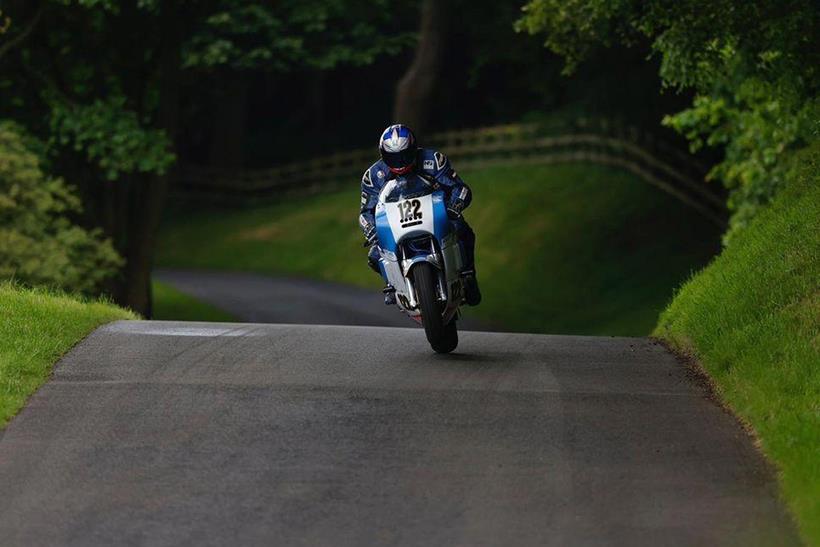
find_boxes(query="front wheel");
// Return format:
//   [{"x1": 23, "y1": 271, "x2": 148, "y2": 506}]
[
  {"x1": 436, "y1": 318, "x2": 458, "y2": 354},
  {"x1": 413, "y1": 263, "x2": 458, "y2": 353}
]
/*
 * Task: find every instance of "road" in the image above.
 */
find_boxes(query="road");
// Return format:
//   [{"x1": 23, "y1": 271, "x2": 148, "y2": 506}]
[
  {"x1": 0, "y1": 321, "x2": 798, "y2": 546},
  {"x1": 155, "y1": 268, "x2": 492, "y2": 330}
]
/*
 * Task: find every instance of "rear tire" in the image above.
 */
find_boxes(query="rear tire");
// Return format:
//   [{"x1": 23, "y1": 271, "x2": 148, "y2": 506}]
[{"x1": 413, "y1": 263, "x2": 458, "y2": 353}]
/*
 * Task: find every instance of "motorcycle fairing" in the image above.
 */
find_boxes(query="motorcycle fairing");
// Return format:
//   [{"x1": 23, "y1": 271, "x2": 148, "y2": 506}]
[{"x1": 375, "y1": 175, "x2": 464, "y2": 323}]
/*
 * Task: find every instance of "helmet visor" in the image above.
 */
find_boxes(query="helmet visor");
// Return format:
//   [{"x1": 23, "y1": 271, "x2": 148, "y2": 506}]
[{"x1": 381, "y1": 147, "x2": 416, "y2": 171}]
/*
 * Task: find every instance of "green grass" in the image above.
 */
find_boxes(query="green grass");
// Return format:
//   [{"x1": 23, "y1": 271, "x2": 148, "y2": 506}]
[
  {"x1": 158, "y1": 163, "x2": 720, "y2": 335},
  {"x1": 152, "y1": 280, "x2": 236, "y2": 322},
  {"x1": 0, "y1": 283, "x2": 136, "y2": 428},
  {"x1": 654, "y1": 144, "x2": 820, "y2": 544}
]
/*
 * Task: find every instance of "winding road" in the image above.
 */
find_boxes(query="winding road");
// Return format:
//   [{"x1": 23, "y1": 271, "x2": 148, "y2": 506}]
[
  {"x1": 155, "y1": 268, "x2": 492, "y2": 330},
  {"x1": 0, "y1": 272, "x2": 799, "y2": 545}
]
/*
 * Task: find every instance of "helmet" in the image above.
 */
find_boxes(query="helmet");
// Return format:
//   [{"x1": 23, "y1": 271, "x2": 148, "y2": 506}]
[{"x1": 379, "y1": 124, "x2": 417, "y2": 174}]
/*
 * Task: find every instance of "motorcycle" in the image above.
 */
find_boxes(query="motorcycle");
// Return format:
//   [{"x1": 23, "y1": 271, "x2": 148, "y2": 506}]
[{"x1": 372, "y1": 174, "x2": 467, "y2": 353}]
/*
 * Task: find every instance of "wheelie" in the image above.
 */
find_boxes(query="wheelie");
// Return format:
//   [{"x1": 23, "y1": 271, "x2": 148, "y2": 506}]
[{"x1": 358, "y1": 124, "x2": 481, "y2": 353}]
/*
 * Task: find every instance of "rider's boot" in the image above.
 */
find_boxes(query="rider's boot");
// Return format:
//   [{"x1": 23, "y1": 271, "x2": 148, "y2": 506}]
[
  {"x1": 383, "y1": 284, "x2": 396, "y2": 306},
  {"x1": 368, "y1": 247, "x2": 395, "y2": 305},
  {"x1": 461, "y1": 269, "x2": 482, "y2": 306}
]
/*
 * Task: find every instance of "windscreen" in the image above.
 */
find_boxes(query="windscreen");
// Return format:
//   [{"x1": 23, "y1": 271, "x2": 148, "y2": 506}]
[{"x1": 382, "y1": 175, "x2": 434, "y2": 203}]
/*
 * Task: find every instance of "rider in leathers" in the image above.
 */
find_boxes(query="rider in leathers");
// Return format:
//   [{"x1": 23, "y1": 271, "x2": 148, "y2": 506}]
[{"x1": 358, "y1": 124, "x2": 480, "y2": 306}]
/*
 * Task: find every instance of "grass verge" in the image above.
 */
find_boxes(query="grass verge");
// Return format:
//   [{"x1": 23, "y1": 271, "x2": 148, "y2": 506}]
[
  {"x1": 158, "y1": 163, "x2": 721, "y2": 335},
  {"x1": 152, "y1": 280, "x2": 236, "y2": 322},
  {"x1": 0, "y1": 283, "x2": 136, "y2": 428},
  {"x1": 654, "y1": 144, "x2": 820, "y2": 543}
]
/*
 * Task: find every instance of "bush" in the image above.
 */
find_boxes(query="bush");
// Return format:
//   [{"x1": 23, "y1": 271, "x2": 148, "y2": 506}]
[{"x1": 0, "y1": 121, "x2": 122, "y2": 295}]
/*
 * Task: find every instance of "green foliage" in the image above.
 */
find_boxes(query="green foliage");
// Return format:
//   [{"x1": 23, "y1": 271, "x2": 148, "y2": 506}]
[
  {"x1": 52, "y1": 0, "x2": 115, "y2": 9},
  {"x1": 157, "y1": 163, "x2": 719, "y2": 336},
  {"x1": 0, "y1": 121, "x2": 122, "y2": 294},
  {"x1": 655, "y1": 143, "x2": 820, "y2": 543},
  {"x1": 516, "y1": 0, "x2": 820, "y2": 242},
  {"x1": 48, "y1": 0, "x2": 157, "y2": 13},
  {"x1": 515, "y1": 0, "x2": 628, "y2": 75},
  {"x1": 49, "y1": 97, "x2": 175, "y2": 180},
  {"x1": 183, "y1": 0, "x2": 411, "y2": 72},
  {"x1": 183, "y1": 4, "x2": 302, "y2": 71},
  {"x1": 0, "y1": 282, "x2": 135, "y2": 428},
  {"x1": 663, "y1": 72, "x2": 818, "y2": 242}
]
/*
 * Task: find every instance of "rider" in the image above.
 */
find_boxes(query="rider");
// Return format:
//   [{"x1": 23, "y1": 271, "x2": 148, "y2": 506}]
[{"x1": 358, "y1": 123, "x2": 481, "y2": 306}]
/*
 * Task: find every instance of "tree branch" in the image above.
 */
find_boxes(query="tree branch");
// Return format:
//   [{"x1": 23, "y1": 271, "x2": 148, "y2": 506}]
[{"x1": 0, "y1": 5, "x2": 44, "y2": 61}]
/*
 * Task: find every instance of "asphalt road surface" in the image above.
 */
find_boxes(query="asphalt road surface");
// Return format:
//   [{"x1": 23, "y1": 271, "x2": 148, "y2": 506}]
[
  {"x1": 0, "y1": 321, "x2": 798, "y2": 546},
  {"x1": 155, "y1": 268, "x2": 491, "y2": 330}
]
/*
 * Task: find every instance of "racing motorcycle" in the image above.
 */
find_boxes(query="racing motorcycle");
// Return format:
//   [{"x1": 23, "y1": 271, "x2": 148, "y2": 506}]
[{"x1": 371, "y1": 174, "x2": 467, "y2": 353}]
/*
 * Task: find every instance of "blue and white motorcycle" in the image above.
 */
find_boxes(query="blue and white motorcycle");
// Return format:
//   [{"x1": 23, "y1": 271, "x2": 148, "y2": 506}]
[{"x1": 373, "y1": 174, "x2": 466, "y2": 353}]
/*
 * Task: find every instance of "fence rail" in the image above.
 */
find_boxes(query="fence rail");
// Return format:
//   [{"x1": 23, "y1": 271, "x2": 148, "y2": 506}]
[{"x1": 172, "y1": 122, "x2": 726, "y2": 226}]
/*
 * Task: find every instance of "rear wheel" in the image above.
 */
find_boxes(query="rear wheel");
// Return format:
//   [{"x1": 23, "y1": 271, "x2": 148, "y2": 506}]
[{"x1": 413, "y1": 263, "x2": 458, "y2": 353}]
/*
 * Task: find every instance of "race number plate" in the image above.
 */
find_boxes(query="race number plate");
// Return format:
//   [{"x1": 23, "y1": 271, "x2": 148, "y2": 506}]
[
  {"x1": 396, "y1": 198, "x2": 424, "y2": 228},
  {"x1": 387, "y1": 194, "x2": 435, "y2": 239}
]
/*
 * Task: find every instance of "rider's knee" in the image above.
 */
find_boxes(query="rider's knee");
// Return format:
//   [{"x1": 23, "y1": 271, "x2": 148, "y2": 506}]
[
  {"x1": 453, "y1": 219, "x2": 475, "y2": 241},
  {"x1": 367, "y1": 246, "x2": 380, "y2": 272}
]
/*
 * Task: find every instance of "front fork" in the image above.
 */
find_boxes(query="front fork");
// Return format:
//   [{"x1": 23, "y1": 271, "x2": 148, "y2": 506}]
[
  {"x1": 404, "y1": 266, "x2": 447, "y2": 311},
  {"x1": 404, "y1": 241, "x2": 447, "y2": 310}
]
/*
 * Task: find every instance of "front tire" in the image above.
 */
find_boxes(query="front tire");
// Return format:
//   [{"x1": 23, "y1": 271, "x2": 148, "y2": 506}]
[
  {"x1": 413, "y1": 263, "x2": 458, "y2": 353},
  {"x1": 436, "y1": 318, "x2": 458, "y2": 354}
]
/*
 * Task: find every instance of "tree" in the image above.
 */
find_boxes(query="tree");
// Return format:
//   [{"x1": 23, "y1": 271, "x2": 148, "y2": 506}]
[
  {"x1": 516, "y1": 0, "x2": 820, "y2": 241},
  {"x1": 394, "y1": 0, "x2": 448, "y2": 134},
  {"x1": 0, "y1": 0, "x2": 411, "y2": 315},
  {"x1": 0, "y1": 0, "x2": 179, "y2": 314}
]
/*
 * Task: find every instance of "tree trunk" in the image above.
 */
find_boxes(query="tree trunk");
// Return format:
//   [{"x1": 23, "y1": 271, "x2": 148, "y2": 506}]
[
  {"x1": 121, "y1": 5, "x2": 181, "y2": 317},
  {"x1": 393, "y1": 0, "x2": 448, "y2": 135}
]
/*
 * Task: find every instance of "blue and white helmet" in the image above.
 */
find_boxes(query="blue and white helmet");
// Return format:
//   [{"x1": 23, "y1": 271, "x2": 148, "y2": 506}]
[{"x1": 379, "y1": 124, "x2": 417, "y2": 174}]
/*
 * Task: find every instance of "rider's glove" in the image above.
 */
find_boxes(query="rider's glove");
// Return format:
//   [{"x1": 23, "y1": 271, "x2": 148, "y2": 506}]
[
  {"x1": 446, "y1": 197, "x2": 465, "y2": 219},
  {"x1": 447, "y1": 192, "x2": 468, "y2": 219},
  {"x1": 447, "y1": 183, "x2": 471, "y2": 218}
]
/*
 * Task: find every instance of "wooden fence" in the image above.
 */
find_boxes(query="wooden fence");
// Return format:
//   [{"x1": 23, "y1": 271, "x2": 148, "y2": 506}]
[{"x1": 172, "y1": 121, "x2": 727, "y2": 226}]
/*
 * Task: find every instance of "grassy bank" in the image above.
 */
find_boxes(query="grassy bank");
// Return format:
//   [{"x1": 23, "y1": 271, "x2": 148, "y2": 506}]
[
  {"x1": 655, "y1": 145, "x2": 820, "y2": 543},
  {"x1": 152, "y1": 280, "x2": 236, "y2": 322},
  {"x1": 0, "y1": 284, "x2": 135, "y2": 428},
  {"x1": 158, "y1": 163, "x2": 720, "y2": 335}
]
